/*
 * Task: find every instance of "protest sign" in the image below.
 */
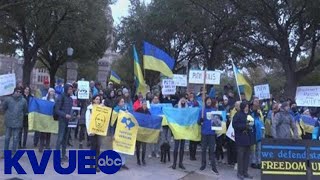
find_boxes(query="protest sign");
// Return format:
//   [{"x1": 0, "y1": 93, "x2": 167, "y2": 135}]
[
  {"x1": 77, "y1": 81, "x2": 90, "y2": 99},
  {"x1": 88, "y1": 105, "x2": 112, "y2": 136},
  {"x1": 254, "y1": 84, "x2": 270, "y2": 100},
  {"x1": 172, "y1": 74, "x2": 187, "y2": 87},
  {"x1": 68, "y1": 107, "x2": 80, "y2": 128},
  {"x1": 261, "y1": 139, "x2": 307, "y2": 180},
  {"x1": 188, "y1": 70, "x2": 220, "y2": 85},
  {"x1": 0, "y1": 73, "x2": 16, "y2": 96},
  {"x1": 162, "y1": 79, "x2": 176, "y2": 95},
  {"x1": 296, "y1": 86, "x2": 320, "y2": 107},
  {"x1": 112, "y1": 111, "x2": 138, "y2": 155}
]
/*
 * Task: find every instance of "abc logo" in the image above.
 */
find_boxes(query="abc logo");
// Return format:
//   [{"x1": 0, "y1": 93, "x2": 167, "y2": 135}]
[{"x1": 98, "y1": 150, "x2": 122, "y2": 174}]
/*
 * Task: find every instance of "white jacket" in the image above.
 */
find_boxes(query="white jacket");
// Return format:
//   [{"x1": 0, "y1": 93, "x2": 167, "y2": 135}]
[{"x1": 85, "y1": 104, "x2": 93, "y2": 135}]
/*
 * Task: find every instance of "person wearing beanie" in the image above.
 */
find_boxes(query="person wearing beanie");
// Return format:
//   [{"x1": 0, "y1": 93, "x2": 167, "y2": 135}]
[
  {"x1": 232, "y1": 101, "x2": 255, "y2": 180},
  {"x1": 123, "y1": 88, "x2": 133, "y2": 111},
  {"x1": 271, "y1": 102, "x2": 298, "y2": 139},
  {"x1": 2, "y1": 87, "x2": 28, "y2": 154},
  {"x1": 39, "y1": 88, "x2": 56, "y2": 152}
]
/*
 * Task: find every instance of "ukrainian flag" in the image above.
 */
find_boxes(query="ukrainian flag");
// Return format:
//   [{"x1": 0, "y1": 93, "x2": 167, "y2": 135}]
[
  {"x1": 143, "y1": 41, "x2": 175, "y2": 78},
  {"x1": 131, "y1": 112, "x2": 162, "y2": 143},
  {"x1": 232, "y1": 63, "x2": 252, "y2": 101},
  {"x1": 133, "y1": 45, "x2": 147, "y2": 95},
  {"x1": 299, "y1": 115, "x2": 316, "y2": 134},
  {"x1": 163, "y1": 107, "x2": 201, "y2": 141},
  {"x1": 110, "y1": 70, "x2": 121, "y2": 84},
  {"x1": 28, "y1": 98, "x2": 58, "y2": 134}
]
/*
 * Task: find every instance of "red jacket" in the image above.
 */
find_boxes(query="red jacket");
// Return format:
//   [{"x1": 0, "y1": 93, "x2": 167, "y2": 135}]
[{"x1": 133, "y1": 100, "x2": 142, "y2": 111}]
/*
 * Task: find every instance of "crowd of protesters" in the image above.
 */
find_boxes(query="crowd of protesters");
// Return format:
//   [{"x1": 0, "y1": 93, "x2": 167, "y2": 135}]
[{"x1": 1, "y1": 79, "x2": 320, "y2": 179}]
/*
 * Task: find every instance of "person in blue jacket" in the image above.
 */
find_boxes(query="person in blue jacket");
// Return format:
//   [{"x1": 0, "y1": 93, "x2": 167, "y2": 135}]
[
  {"x1": 198, "y1": 97, "x2": 219, "y2": 175},
  {"x1": 233, "y1": 101, "x2": 255, "y2": 180}
]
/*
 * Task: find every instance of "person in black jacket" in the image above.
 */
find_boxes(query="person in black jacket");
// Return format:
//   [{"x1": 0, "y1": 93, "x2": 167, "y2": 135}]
[
  {"x1": 135, "y1": 100, "x2": 150, "y2": 166},
  {"x1": 232, "y1": 101, "x2": 255, "y2": 180},
  {"x1": 19, "y1": 86, "x2": 33, "y2": 149},
  {"x1": 55, "y1": 84, "x2": 74, "y2": 161}
]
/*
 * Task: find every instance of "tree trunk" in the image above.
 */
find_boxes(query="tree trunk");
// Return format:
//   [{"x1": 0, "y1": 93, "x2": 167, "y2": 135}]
[
  {"x1": 49, "y1": 67, "x2": 58, "y2": 88},
  {"x1": 284, "y1": 69, "x2": 298, "y2": 100},
  {"x1": 22, "y1": 60, "x2": 33, "y2": 86}
]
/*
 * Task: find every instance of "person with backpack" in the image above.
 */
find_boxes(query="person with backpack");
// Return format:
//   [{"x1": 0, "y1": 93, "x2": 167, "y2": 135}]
[{"x1": 55, "y1": 84, "x2": 74, "y2": 161}]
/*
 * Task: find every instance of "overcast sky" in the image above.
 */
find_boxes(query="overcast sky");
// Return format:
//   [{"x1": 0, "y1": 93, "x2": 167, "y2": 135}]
[{"x1": 110, "y1": 0, "x2": 151, "y2": 25}]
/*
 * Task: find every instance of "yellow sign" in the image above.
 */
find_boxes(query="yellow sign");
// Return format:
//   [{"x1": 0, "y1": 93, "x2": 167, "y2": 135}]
[
  {"x1": 88, "y1": 105, "x2": 112, "y2": 136},
  {"x1": 112, "y1": 111, "x2": 138, "y2": 155}
]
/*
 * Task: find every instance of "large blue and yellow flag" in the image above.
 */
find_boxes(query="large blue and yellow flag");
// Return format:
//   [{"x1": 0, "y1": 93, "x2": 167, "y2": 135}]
[
  {"x1": 28, "y1": 98, "x2": 58, "y2": 133},
  {"x1": 110, "y1": 70, "x2": 121, "y2": 84},
  {"x1": 299, "y1": 115, "x2": 317, "y2": 134},
  {"x1": 232, "y1": 63, "x2": 252, "y2": 101},
  {"x1": 133, "y1": 45, "x2": 147, "y2": 95},
  {"x1": 163, "y1": 107, "x2": 201, "y2": 141},
  {"x1": 143, "y1": 41, "x2": 175, "y2": 78},
  {"x1": 131, "y1": 111, "x2": 162, "y2": 143}
]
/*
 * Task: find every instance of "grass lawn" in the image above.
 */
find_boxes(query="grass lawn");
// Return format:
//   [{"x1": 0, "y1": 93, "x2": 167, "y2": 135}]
[{"x1": 0, "y1": 113, "x2": 4, "y2": 136}]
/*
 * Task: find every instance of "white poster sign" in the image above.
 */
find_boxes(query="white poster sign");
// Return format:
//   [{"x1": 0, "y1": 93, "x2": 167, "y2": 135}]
[
  {"x1": 296, "y1": 86, "x2": 320, "y2": 107},
  {"x1": 172, "y1": 74, "x2": 187, "y2": 87},
  {"x1": 0, "y1": 74, "x2": 16, "y2": 96},
  {"x1": 226, "y1": 122, "x2": 235, "y2": 141},
  {"x1": 254, "y1": 84, "x2": 270, "y2": 100},
  {"x1": 162, "y1": 79, "x2": 176, "y2": 95},
  {"x1": 77, "y1": 81, "x2": 90, "y2": 99},
  {"x1": 188, "y1": 70, "x2": 221, "y2": 85}
]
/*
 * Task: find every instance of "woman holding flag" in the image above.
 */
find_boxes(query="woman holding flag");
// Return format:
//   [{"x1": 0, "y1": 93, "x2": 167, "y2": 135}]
[
  {"x1": 39, "y1": 88, "x2": 56, "y2": 152},
  {"x1": 172, "y1": 96, "x2": 188, "y2": 170},
  {"x1": 198, "y1": 97, "x2": 219, "y2": 175}
]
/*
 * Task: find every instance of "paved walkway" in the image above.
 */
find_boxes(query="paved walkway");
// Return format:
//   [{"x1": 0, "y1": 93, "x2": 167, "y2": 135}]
[{"x1": 0, "y1": 132, "x2": 261, "y2": 180}]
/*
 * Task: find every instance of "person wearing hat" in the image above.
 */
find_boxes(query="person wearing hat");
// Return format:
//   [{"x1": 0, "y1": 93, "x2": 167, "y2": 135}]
[
  {"x1": 39, "y1": 88, "x2": 56, "y2": 152},
  {"x1": 123, "y1": 88, "x2": 133, "y2": 111},
  {"x1": 271, "y1": 102, "x2": 299, "y2": 139},
  {"x1": 2, "y1": 87, "x2": 28, "y2": 154},
  {"x1": 135, "y1": 99, "x2": 150, "y2": 166}
]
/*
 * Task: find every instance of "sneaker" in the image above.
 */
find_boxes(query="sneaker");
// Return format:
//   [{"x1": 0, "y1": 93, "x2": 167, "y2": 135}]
[
  {"x1": 148, "y1": 154, "x2": 152, "y2": 158},
  {"x1": 156, "y1": 153, "x2": 160, "y2": 158},
  {"x1": 212, "y1": 168, "x2": 219, "y2": 175},
  {"x1": 234, "y1": 163, "x2": 238, "y2": 171},
  {"x1": 200, "y1": 166, "x2": 206, "y2": 171},
  {"x1": 142, "y1": 160, "x2": 146, "y2": 166},
  {"x1": 237, "y1": 174, "x2": 244, "y2": 180},
  {"x1": 244, "y1": 174, "x2": 253, "y2": 179},
  {"x1": 179, "y1": 164, "x2": 185, "y2": 170},
  {"x1": 137, "y1": 160, "x2": 141, "y2": 166},
  {"x1": 122, "y1": 165, "x2": 129, "y2": 170}
]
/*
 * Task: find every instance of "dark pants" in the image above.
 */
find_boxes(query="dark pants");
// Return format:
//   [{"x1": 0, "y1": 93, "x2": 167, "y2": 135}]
[
  {"x1": 227, "y1": 138, "x2": 237, "y2": 164},
  {"x1": 4, "y1": 127, "x2": 20, "y2": 153},
  {"x1": 173, "y1": 140, "x2": 185, "y2": 165},
  {"x1": 189, "y1": 141, "x2": 198, "y2": 159},
  {"x1": 79, "y1": 124, "x2": 86, "y2": 143},
  {"x1": 201, "y1": 134, "x2": 217, "y2": 168},
  {"x1": 19, "y1": 125, "x2": 28, "y2": 148},
  {"x1": 74, "y1": 124, "x2": 79, "y2": 138},
  {"x1": 55, "y1": 120, "x2": 69, "y2": 157},
  {"x1": 215, "y1": 135, "x2": 224, "y2": 161},
  {"x1": 90, "y1": 135, "x2": 101, "y2": 168},
  {"x1": 237, "y1": 145, "x2": 251, "y2": 176},
  {"x1": 136, "y1": 141, "x2": 146, "y2": 162},
  {"x1": 33, "y1": 131, "x2": 40, "y2": 146},
  {"x1": 40, "y1": 132, "x2": 51, "y2": 149}
]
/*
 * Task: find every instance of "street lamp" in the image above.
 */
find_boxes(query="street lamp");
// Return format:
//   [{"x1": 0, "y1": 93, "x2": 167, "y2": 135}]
[{"x1": 65, "y1": 47, "x2": 74, "y2": 83}]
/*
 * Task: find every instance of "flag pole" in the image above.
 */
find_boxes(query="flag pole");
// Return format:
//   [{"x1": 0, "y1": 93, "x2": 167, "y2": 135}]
[
  {"x1": 231, "y1": 60, "x2": 242, "y2": 101},
  {"x1": 202, "y1": 69, "x2": 207, "y2": 118}
]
